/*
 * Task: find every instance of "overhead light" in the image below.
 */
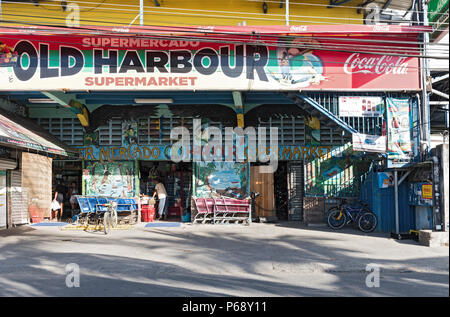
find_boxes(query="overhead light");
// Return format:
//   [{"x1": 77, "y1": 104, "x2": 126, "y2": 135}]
[
  {"x1": 134, "y1": 98, "x2": 174, "y2": 104},
  {"x1": 28, "y1": 98, "x2": 58, "y2": 104}
]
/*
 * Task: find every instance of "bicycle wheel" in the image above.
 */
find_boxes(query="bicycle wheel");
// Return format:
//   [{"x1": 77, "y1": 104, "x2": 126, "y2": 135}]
[
  {"x1": 358, "y1": 212, "x2": 377, "y2": 233},
  {"x1": 103, "y1": 212, "x2": 111, "y2": 235},
  {"x1": 327, "y1": 208, "x2": 347, "y2": 230}
]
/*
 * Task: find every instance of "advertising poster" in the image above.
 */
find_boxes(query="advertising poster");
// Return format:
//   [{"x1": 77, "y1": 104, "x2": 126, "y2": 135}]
[
  {"x1": 83, "y1": 161, "x2": 136, "y2": 197},
  {"x1": 377, "y1": 172, "x2": 394, "y2": 188},
  {"x1": 339, "y1": 96, "x2": 384, "y2": 117},
  {"x1": 386, "y1": 97, "x2": 412, "y2": 166},
  {"x1": 352, "y1": 133, "x2": 387, "y2": 153}
]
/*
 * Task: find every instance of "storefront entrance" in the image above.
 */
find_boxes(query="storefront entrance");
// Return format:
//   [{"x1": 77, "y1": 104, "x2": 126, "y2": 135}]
[{"x1": 139, "y1": 161, "x2": 192, "y2": 221}]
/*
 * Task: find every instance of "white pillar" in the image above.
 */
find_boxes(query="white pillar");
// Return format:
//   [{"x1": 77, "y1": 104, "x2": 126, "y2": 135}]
[
  {"x1": 286, "y1": 0, "x2": 290, "y2": 26},
  {"x1": 140, "y1": 0, "x2": 144, "y2": 26}
]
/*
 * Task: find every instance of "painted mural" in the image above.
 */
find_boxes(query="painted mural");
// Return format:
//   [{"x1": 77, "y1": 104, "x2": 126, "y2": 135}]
[
  {"x1": 83, "y1": 161, "x2": 135, "y2": 197},
  {"x1": 305, "y1": 144, "x2": 372, "y2": 197},
  {"x1": 305, "y1": 116, "x2": 321, "y2": 145},
  {"x1": 122, "y1": 120, "x2": 138, "y2": 146},
  {"x1": 194, "y1": 161, "x2": 250, "y2": 199}
]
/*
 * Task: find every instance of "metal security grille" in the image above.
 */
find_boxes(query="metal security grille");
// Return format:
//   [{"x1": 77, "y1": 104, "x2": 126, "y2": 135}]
[
  {"x1": 137, "y1": 117, "x2": 226, "y2": 145},
  {"x1": 256, "y1": 116, "x2": 346, "y2": 145},
  {"x1": 36, "y1": 118, "x2": 84, "y2": 146},
  {"x1": 98, "y1": 119, "x2": 122, "y2": 146},
  {"x1": 287, "y1": 161, "x2": 304, "y2": 221}
]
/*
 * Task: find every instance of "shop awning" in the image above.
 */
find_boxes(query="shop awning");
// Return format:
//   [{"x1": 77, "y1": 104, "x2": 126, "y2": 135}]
[{"x1": 0, "y1": 108, "x2": 78, "y2": 157}]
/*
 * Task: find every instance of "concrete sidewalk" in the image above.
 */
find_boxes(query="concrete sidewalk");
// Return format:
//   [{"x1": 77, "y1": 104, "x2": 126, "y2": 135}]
[{"x1": 0, "y1": 222, "x2": 448, "y2": 296}]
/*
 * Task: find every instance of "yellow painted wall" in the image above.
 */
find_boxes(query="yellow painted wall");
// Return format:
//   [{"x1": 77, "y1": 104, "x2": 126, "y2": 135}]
[{"x1": 1, "y1": 0, "x2": 363, "y2": 27}]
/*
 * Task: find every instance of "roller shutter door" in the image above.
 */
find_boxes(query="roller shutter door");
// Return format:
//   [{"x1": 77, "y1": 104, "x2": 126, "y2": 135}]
[{"x1": 10, "y1": 170, "x2": 28, "y2": 225}]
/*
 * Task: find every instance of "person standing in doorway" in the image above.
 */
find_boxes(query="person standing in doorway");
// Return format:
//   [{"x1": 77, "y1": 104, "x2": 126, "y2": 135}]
[
  {"x1": 53, "y1": 182, "x2": 66, "y2": 221},
  {"x1": 68, "y1": 182, "x2": 79, "y2": 217},
  {"x1": 152, "y1": 178, "x2": 168, "y2": 220}
]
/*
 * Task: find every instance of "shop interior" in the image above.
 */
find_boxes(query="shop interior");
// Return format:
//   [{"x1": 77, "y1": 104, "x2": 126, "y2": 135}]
[
  {"x1": 139, "y1": 161, "x2": 193, "y2": 221},
  {"x1": 52, "y1": 160, "x2": 82, "y2": 219}
]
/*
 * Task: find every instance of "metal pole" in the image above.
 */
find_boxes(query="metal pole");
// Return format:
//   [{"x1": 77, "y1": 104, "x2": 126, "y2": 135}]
[
  {"x1": 286, "y1": 0, "x2": 289, "y2": 26},
  {"x1": 140, "y1": 0, "x2": 144, "y2": 26},
  {"x1": 421, "y1": 0, "x2": 431, "y2": 150},
  {"x1": 394, "y1": 170, "x2": 399, "y2": 234}
]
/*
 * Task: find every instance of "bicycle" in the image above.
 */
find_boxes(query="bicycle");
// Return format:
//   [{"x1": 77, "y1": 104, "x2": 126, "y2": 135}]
[{"x1": 326, "y1": 199, "x2": 377, "y2": 233}]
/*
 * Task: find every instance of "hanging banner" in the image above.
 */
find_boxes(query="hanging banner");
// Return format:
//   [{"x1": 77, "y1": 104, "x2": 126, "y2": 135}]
[
  {"x1": 352, "y1": 133, "x2": 387, "y2": 153},
  {"x1": 339, "y1": 96, "x2": 384, "y2": 117},
  {"x1": 386, "y1": 97, "x2": 412, "y2": 167},
  {"x1": 0, "y1": 28, "x2": 421, "y2": 91}
]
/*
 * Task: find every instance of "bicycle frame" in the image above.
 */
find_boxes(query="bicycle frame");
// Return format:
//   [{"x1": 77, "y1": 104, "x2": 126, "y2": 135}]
[{"x1": 337, "y1": 205, "x2": 365, "y2": 224}]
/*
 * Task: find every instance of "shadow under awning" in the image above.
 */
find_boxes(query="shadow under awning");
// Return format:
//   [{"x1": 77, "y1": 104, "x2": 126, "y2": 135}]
[{"x1": 0, "y1": 108, "x2": 78, "y2": 157}]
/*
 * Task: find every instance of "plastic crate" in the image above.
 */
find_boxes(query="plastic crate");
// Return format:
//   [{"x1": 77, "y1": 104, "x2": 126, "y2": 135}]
[
  {"x1": 168, "y1": 206, "x2": 181, "y2": 217},
  {"x1": 31, "y1": 216, "x2": 44, "y2": 223}
]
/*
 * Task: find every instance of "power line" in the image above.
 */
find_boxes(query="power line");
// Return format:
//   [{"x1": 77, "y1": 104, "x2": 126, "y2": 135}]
[
  {"x1": 1, "y1": 27, "x2": 448, "y2": 63},
  {"x1": 246, "y1": 0, "x2": 450, "y2": 17},
  {"x1": 1, "y1": 21, "x2": 448, "y2": 58},
  {"x1": 1, "y1": 13, "x2": 446, "y2": 49},
  {"x1": 1, "y1": 1, "x2": 448, "y2": 29}
]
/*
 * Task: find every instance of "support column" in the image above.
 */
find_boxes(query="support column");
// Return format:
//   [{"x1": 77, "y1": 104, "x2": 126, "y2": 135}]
[
  {"x1": 286, "y1": 0, "x2": 290, "y2": 25},
  {"x1": 420, "y1": 0, "x2": 431, "y2": 150},
  {"x1": 394, "y1": 170, "x2": 399, "y2": 234},
  {"x1": 232, "y1": 91, "x2": 245, "y2": 128}
]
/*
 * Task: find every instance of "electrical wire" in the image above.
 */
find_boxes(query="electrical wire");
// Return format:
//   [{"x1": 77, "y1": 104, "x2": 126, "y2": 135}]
[
  {"x1": 1, "y1": 0, "x2": 448, "y2": 29},
  {"x1": 2, "y1": 22, "x2": 445, "y2": 49},
  {"x1": 246, "y1": 0, "x2": 450, "y2": 17},
  {"x1": 5, "y1": 0, "x2": 449, "y2": 19},
  {"x1": 1, "y1": 19, "x2": 448, "y2": 59},
  {"x1": 0, "y1": 13, "x2": 444, "y2": 48},
  {"x1": 1, "y1": 29, "x2": 449, "y2": 67},
  {"x1": 4, "y1": 4, "x2": 448, "y2": 31}
]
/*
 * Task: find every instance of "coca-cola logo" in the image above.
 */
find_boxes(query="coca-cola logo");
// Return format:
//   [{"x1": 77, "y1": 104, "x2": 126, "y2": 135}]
[
  {"x1": 344, "y1": 53, "x2": 409, "y2": 75},
  {"x1": 289, "y1": 26, "x2": 308, "y2": 32}
]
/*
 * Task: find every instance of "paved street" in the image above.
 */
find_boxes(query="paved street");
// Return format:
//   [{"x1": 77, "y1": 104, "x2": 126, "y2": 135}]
[{"x1": 0, "y1": 222, "x2": 448, "y2": 297}]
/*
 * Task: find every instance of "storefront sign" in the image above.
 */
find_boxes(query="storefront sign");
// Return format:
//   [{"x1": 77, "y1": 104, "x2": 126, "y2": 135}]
[
  {"x1": 422, "y1": 184, "x2": 433, "y2": 199},
  {"x1": 352, "y1": 133, "x2": 387, "y2": 153},
  {"x1": 74, "y1": 144, "x2": 337, "y2": 162},
  {"x1": 386, "y1": 97, "x2": 413, "y2": 167},
  {"x1": 339, "y1": 96, "x2": 384, "y2": 117},
  {"x1": 0, "y1": 30, "x2": 421, "y2": 91}
]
